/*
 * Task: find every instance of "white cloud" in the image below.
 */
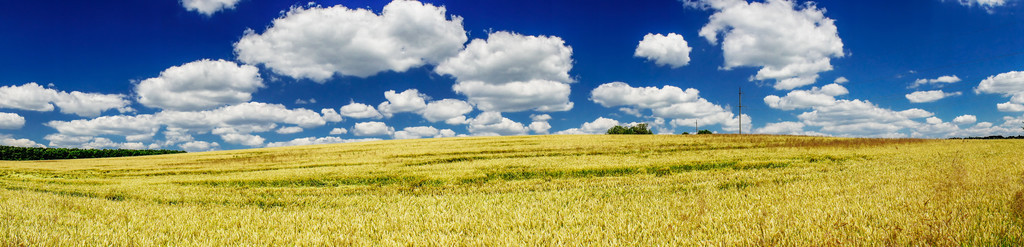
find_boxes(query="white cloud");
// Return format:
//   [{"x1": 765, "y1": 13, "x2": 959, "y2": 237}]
[
  {"x1": 320, "y1": 108, "x2": 343, "y2": 122},
  {"x1": 136, "y1": 59, "x2": 264, "y2": 111},
  {"x1": 797, "y1": 99, "x2": 925, "y2": 137},
  {"x1": 591, "y1": 81, "x2": 748, "y2": 132},
  {"x1": 276, "y1": 126, "x2": 303, "y2": 134},
  {"x1": 911, "y1": 75, "x2": 960, "y2": 88},
  {"x1": 46, "y1": 115, "x2": 161, "y2": 139},
  {"x1": 634, "y1": 33, "x2": 692, "y2": 68},
  {"x1": 555, "y1": 117, "x2": 620, "y2": 135},
  {"x1": 436, "y1": 31, "x2": 574, "y2": 84},
  {"x1": 905, "y1": 90, "x2": 961, "y2": 103},
  {"x1": 181, "y1": 0, "x2": 242, "y2": 16},
  {"x1": 764, "y1": 83, "x2": 848, "y2": 110},
  {"x1": 213, "y1": 128, "x2": 265, "y2": 147},
  {"x1": 899, "y1": 108, "x2": 934, "y2": 119},
  {"x1": 833, "y1": 77, "x2": 849, "y2": 84},
  {"x1": 591, "y1": 82, "x2": 700, "y2": 109},
  {"x1": 352, "y1": 121, "x2": 394, "y2": 136},
  {"x1": 295, "y1": 98, "x2": 316, "y2": 104},
  {"x1": 393, "y1": 126, "x2": 440, "y2": 139},
  {"x1": 158, "y1": 102, "x2": 327, "y2": 130},
  {"x1": 179, "y1": 141, "x2": 219, "y2": 152},
  {"x1": 953, "y1": 115, "x2": 977, "y2": 125},
  {"x1": 997, "y1": 102, "x2": 1024, "y2": 112},
  {"x1": 452, "y1": 80, "x2": 573, "y2": 112},
  {"x1": 698, "y1": 0, "x2": 844, "y2": 90},
  {"x1": 43, "y1": 134, "x2": 148, "y2": 150},
  {"x1": 976, "y1": 71, "x2": 1024, "y2": 111},
  {"x1": 437, "y1": 31, "x2": 575, "y2": 112},
  {"x1": 339, "y1": 102, "x2": 383, "y2": 119},
  {"x1": 438, "y1": 129, "x2": 457, "y2": 138},
  {"x1": 266, "y1": 136, "x2": 379, "y2": 148},
  {"x1": 0, "y1": 134, "x2": 44, "y2": 148},
  {"x1": 754, "y1": 121, "x2": 823, "y2": 136},
  {"x1": 0, "y1": 82, "x2": 131, "y2": 117},
  {"x1": 234, "y1": 0, "x2": 467, "y2": 81},
  {"x1": 0, "y1": 82, "x2": 56, "y2": 112},
  {"x1": 420, "y1": 99, "x2": 473, "y2": 123},
  {"x1": 528, "y1": 114, "x2": 552, "y2": 134},
  {"x1": 44, "y1": 102, "x2": 328, "y2": 148},
  {"x1": 0, "y1": 112, "x2": 25, "y2": 130},
  {"x1": 952, "y1": 0, "x2": 1008, "y2": 11},
  {"x1": 467, "y1": 112, "x2": 529, "y2": 136},
  {"x1": 378, "y1": 89, "x2": 428, "y2": 118},
  {"x1": 329, "y1": 128, "x2": 348, "y2": 135},
  {"x1": 529, "y1": 121, "x2": 552, "y2": 134}
]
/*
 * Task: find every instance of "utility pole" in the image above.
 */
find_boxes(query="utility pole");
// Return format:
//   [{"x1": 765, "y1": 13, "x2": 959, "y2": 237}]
[
  {"x1": 695, "y1": 119, "x2": 698, "y2": 134},
  {"x1": 738, "y1": 87, "x2": 743, "y2": 135}
]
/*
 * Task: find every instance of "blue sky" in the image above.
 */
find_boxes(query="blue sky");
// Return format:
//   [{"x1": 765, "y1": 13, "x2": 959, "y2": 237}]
[{"x1": 0, "y1": 0, "x2": 1022, "y2": 151}]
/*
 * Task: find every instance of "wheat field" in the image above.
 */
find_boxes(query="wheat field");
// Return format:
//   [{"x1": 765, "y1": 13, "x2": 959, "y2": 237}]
[{"x1": 1, "y1": 135, "x2": 1022, "y2": 245}]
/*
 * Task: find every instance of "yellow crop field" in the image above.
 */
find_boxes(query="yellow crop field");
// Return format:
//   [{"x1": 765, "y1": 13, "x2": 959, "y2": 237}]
[{"x1": 1, "y1": 134, "x2": 1022, "y2": 245}]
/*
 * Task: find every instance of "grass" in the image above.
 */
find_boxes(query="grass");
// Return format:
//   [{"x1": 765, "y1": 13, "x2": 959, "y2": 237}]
[{"x1": 0, "y1": 134, "x2": 1022, "y2": 245}]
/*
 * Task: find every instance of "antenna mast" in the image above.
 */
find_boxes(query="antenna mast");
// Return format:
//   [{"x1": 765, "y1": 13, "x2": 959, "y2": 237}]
[{"x1": 738, "y1": 87, "x2": 743, "y2": 135}]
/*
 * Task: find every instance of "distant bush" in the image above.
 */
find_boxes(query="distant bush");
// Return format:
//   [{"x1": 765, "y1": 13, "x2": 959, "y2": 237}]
[
  {"x1": 0, "y1": 146, "x2": 185, "y2": 161},
  {"x1": 697, "y1": 129, "x2": 713, "y2": 135},
  {"x1": 681, "y1": 132, "x2": 690, "y2": 135},
  {"x1": 607, "y1": 123, "x2": 653, "y2": 135}
]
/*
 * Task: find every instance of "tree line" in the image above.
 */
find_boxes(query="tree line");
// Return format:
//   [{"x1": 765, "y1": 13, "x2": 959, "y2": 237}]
[{"x1": 0, "y1": 146, "x2": 186, "y2": 161}]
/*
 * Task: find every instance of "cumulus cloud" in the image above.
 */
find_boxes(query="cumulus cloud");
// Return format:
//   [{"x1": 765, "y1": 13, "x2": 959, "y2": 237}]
[
  {"x1": 634, "y1": 33, "x2": 692, "y2": 68},
  {"x1": 266, "y1": 136, "x2": 380, "y2": 148},
  {"x1": 352, "y1": 121, "x2": 394, "y2": 136},
  {"x1": 157, "y1": 102, "x2": 327, "y2": 131},
  {"x1": 910, "y1": 75, "x2": 960, "y2": 88},
  {"x1": 905, "y1": 90, "x2": 961, "y2": 103},
  {"x1": 46, "y1": 114, "x2": 161, "y2": 139},
  {"x1": 329, "y1": 128, "x2": 348, "y2": 135},
  {"x1": 44, "y1": 102, "x2": 329, "y2": 148},
  {"x1": 339, "y1": 102, "x2": 384, "y2": 119},
  {"x1": 276, "y1": 126, "x2": 303, "y2": 134},
  {"x1": 234, "y1": 0, "x2": 467, "y2": 81},
  {"x1": 797, "y1": 99, "x2": 927, "y2": 137},
  {"x1": 0, "y1": 112, "x2": 25, "y2": 130},
  {"x1": 136, "y1": 59, "x2": 264, "y2": 111},
  {"x1": 211, "y1": 128, "x2": 265, "y2": 147},
  {"x1": 393, "y1": 126, "x2": 446, "y2": 139},
  {"x1": 0, "y1": 82, "x2": 131, "y2": 117},
  {"x1": 833, "y1": 77, "x2": 849, "y2": 84},
  {"x1": 378, "y1": 89, "x2": 428, "y2": 118},
  {"x1": 590, "y1": 82, "x2": 748, "y2": 132},
  {"x1": 555, "y1": 117, "x2": 620, "y2": 135},
  {"x1": 764, "y1": 83, "x2": 848, "y2": 110},
  {"x1": 951, "y1": 0, "x2": 1009, "y2": 12},
  {"x1": 528, "y1": 114, "x2": 552, "y2": 134},
  {"x1": 997, "y1": 102, "x2": 1024, "y2": 112},
  {"x1": 437, "y1": 31, "x2": 575, "y2": 112},
  {"x1": 179, "y1": 141, "x2": 219, "y2": 152},
  {"x1": 320, "y1": 108, "x2": 343, "y2": 122},
  {"x1": 953, "y1": 115, "x2": 977, "y2": 125},
  {"x1": 181, "y1": 0, "x2": 242, "y2": 16},
  {"x1": 698, "y1": 0, "x2": 844, "y2": 90},
  {"x1": 976, "y1": 71, "x2": 1024, "y2": 112},
  {"x1": 754, "y1": 121, "x2": 823, "y2": 136},
  {"x1": 452, "y1": 80, "x2": 573, "y2": 112},
  {"x1": 44, "y1": 134, "x2": 148, "y2": 150},
  {"x1": 0, "y1": 134, "x2": 44, "y2": 148},
  {"x1": 467, "y1": 112, "x2": 529, "y2": 136},
  {"x1": 420, "y1": 99, "x2": 473, "y2": 123}
]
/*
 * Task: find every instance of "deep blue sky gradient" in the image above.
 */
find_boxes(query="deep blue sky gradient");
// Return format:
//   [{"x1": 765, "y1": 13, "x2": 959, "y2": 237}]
[{"x1": 1, "y1": 0, "x2": 1022, "y2": 150}]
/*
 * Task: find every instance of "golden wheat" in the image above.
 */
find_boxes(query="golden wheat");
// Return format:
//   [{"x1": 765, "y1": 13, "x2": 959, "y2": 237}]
[{"x1": 1, "y1": 135, "x2": 1021, "y2": 245}]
